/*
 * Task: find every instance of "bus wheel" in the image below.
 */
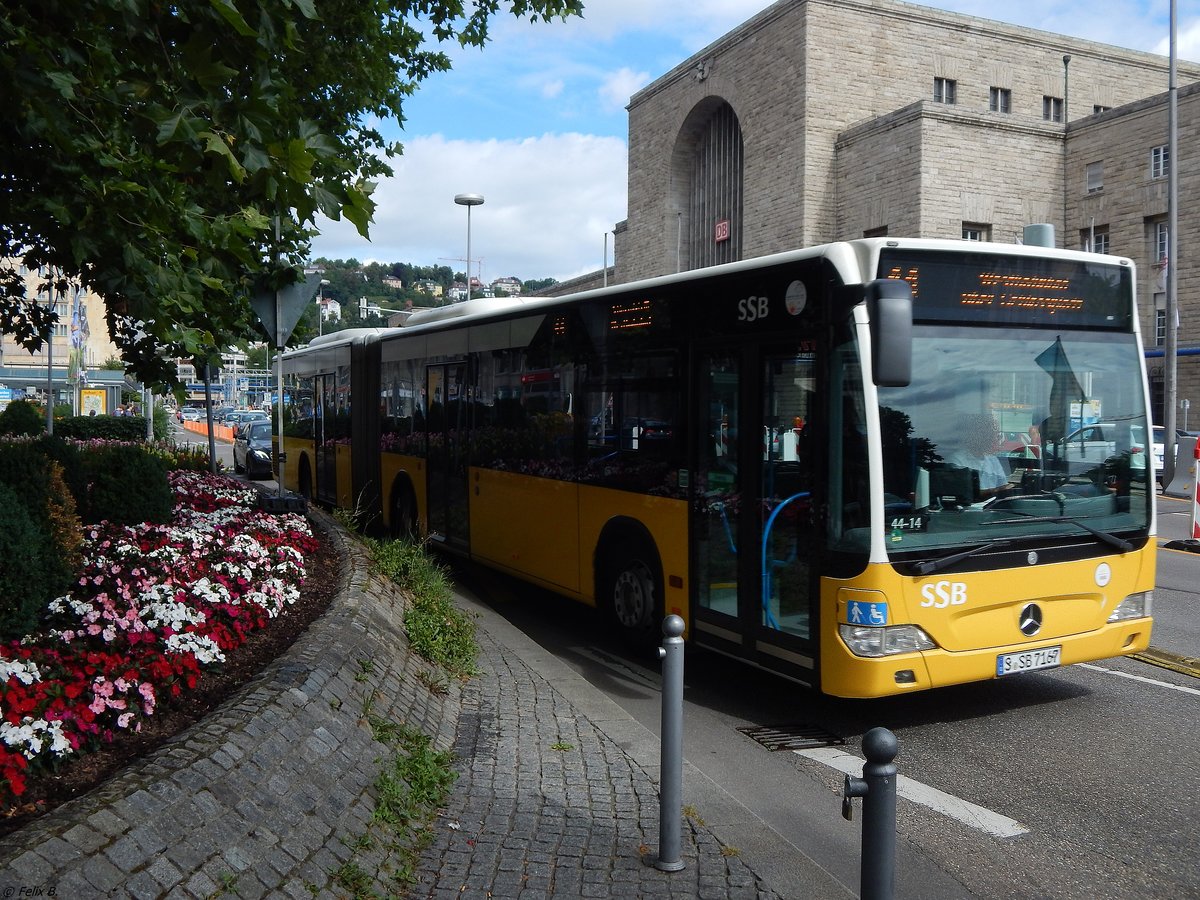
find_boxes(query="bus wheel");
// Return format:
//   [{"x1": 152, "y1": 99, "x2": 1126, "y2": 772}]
[
  {"x1": 602, "y1": 542, "x2": 661, "y2": 646},
  {"x1": 391, "y1": 483, "x2": 418, "y2": 540}
]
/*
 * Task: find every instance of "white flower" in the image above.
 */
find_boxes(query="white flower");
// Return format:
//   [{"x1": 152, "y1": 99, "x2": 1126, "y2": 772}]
[
  {"x1": 0, "y1": 657, "x2": 42, "y2": 686},
  {"x1": 163, "y1": 632, "x2": 226, "y2": 664},
  {"x1": 0, "y1": 718, "x2": 72, "y2": 759}
]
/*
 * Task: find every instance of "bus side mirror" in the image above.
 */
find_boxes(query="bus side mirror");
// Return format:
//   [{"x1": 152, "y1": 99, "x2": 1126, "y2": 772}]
[{"x1": 865, "y1": 279, "x2": 912, "y2": 387}]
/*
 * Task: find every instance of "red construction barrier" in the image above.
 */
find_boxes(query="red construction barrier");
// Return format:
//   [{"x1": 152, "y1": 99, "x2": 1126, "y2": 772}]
[{"x1": 1191, "y1": 438, "x2": 1200, "y2": 539}]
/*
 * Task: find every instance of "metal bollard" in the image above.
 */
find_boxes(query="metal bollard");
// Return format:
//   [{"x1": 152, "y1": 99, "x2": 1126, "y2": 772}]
[
  {"x1": 655, "y1": 614, "x2": 686, "y2": 872},
  {"x1": 842, "y1": 727, "x2": 898, "y2": 900}
]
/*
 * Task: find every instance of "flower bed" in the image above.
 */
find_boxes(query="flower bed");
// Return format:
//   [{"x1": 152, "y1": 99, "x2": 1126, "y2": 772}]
[{"x1": 0, "y1": 470, "x2": 319, "y2": 809}]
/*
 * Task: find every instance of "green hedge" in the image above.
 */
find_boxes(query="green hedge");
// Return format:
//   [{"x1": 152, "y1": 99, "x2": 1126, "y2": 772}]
[
  {"x1": 0, "y1": 443, "x2": 82, "y2": 641},
  {"x1": 0, "y1": 399, "x2": 45, "y2": 437},
  {"x1": 55, "y1": 414, "x2": 150, "y2": 442}
]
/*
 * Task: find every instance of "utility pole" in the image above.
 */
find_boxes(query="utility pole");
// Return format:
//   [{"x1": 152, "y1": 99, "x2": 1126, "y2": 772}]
[{"x1": 1163, "y1": 0, "x2": 1179, "y2": 484}]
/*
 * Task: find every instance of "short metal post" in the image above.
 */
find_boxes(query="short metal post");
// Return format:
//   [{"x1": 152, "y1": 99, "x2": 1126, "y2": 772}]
[
  {"x1": 655, "y1": 614, "x2": 686, "y2": 872},
  {"x1": 842, "y1": 727, "x2": 898, "y2": 900}
]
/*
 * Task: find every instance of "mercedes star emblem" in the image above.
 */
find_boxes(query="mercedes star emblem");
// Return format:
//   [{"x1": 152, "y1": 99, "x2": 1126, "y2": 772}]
[{"x1": 1019, "y1": 603, "x2": 1043, "y2": 636}]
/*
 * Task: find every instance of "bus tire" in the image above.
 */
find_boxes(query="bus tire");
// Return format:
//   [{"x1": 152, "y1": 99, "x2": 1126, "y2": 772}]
[
  {"x1": 600, "y1": 540, "x2": 662, "y2": 647},
  {"x1": 390, "y1": 480, "x2": 418, "y2": 540}
]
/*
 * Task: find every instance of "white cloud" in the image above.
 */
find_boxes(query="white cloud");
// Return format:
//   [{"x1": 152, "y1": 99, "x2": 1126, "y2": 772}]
[
  {"x1": 310, "y1": 133, "x2": 628, "y2": 283},
  {"x1": 1153, "y1": 16, "x2": 1200, "y2": 62},
  {"x1": 541, "y1": 79, "x2": 565, "y2": 99},
  {"x1": 599, "y1": 67, "x2": 652, "y2": 112}
]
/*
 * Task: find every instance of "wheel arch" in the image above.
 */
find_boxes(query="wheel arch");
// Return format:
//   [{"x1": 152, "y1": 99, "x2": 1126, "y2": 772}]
[
  {"x1": 386, "y1": 469, "x2": 421, "y2": 538},
  {"x1": 593, "y1": 516, "x2": 664, "y2": 598}
]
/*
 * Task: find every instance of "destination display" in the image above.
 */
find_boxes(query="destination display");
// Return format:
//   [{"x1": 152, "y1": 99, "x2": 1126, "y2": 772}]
[{"x1": 878, "y1": 249, "x2": 1133, "y2": 330}]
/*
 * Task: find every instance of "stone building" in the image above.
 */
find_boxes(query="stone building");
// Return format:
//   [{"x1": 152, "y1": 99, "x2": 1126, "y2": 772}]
[
  {"x1": 0, "y1": 263, "x2": 124, "y2": 413},
  {"x1": 603, "y1": 0, "x2": 1200, "y2": 420}
]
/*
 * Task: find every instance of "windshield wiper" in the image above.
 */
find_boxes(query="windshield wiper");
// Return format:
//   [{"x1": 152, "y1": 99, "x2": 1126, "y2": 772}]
[
  {"x1": 990, "y1": 513, "x2": 1134, "y2": 552},
  {"x1": 912, "y1": 540, "x2": 1011, "y2": 576}
]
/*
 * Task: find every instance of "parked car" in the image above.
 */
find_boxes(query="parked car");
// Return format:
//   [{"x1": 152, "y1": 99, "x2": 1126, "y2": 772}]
[
  {"x1": 1057, "y1": 422, "x2": 1147, "y2": 482},
  {"x1": 233, "y1": 420, "x2": 275, "y2": 480}
]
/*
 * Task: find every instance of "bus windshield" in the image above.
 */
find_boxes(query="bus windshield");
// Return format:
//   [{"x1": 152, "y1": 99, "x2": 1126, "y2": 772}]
[{"x1": 877, "y1": 326, "x2": 1151, "y2": 555}]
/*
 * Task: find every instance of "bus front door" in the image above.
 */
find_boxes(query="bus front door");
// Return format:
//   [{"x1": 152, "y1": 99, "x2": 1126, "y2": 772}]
[
  {"x1": 694, "y1": 347, "x2": 818, "y2": 670},
  {"x1": 426, "y1": 362, "x2": 470, "y2": 548}
]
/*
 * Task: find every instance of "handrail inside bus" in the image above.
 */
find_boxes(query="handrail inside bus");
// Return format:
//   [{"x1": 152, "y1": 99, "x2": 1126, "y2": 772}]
[{"x1": 761, "y1": 491, "x2": 811, "y2": 630}]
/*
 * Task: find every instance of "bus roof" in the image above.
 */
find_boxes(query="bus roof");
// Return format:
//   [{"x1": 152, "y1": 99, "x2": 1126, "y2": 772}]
[{"x1": 286, "y1": 237, "x2": 1133, "y2": 356}]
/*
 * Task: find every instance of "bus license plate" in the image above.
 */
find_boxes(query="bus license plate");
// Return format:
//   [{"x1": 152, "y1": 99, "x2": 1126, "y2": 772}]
[{"x1": 996, "y1": 645, "x2": 1061, "y2": 677}]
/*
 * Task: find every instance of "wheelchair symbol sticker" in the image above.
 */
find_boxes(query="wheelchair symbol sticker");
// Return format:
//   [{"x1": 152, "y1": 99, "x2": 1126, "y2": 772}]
[{"x1": 845, "y1": 601, "x2": 889, "y2": 626}]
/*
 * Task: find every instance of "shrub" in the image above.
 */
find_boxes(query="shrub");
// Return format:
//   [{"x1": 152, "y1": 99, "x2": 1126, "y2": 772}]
[
  {"x1": 0, "y1": 482, "x2": 51, "y2": 640},
  {"x1": 0, "y1": 400, "x2": 45, "y2": 437},
  {"x1": 73, "y1": 443, "x2": 173, "y2": 525},
  {"x1": 0, "y1": 444, "x2": 82, "y2": 641},
  {"x1": 55, "y1": 415, "x2": 148, "y2": 442}
]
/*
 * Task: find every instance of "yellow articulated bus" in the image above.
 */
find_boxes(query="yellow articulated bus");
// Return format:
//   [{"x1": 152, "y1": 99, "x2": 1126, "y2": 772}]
[{"x1": 278, "y1": 238, "x2": 1154, "y2": 698}]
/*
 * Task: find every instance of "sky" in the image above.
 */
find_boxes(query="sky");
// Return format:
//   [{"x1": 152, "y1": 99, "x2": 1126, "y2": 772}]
[{"x1": 308, "y1": 0, "x2": 1200, "y2": 285}]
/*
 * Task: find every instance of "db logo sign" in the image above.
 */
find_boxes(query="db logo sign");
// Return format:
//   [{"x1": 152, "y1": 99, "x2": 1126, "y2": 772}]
[{"x1": 714, "y1": 219, "x2": 730, "y2": 243}]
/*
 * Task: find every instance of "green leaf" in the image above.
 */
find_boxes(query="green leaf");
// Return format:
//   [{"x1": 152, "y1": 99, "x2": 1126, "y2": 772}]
[
  {"x1": 200, "y1": 132, "x2": 247, "y2": 182},
  {"x1": 46, "y1": 72, "x2": 79, "y2": 99},
  {"x1": 156, "y1": 111, "x2": 199, "y2": 144},
  {"x1": 241, "y1": 145, "x2": 272, "y2": 174},
  {"x1": 207, "y1": 0, "x2": 257, "y2": 38}
]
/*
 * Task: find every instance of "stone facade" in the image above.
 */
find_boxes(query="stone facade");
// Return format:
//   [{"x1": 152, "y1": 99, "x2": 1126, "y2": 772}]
[
  {"x1": 1066, "y1": 83, "x2": 1200, "y2": 417},
  {"x1": 613, "y1": 0, "x2": 1200, "y2": 422}
]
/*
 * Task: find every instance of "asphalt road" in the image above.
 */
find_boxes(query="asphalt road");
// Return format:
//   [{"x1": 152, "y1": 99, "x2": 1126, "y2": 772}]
[
  {"x1": 449, "y1": 491, "x2": 1200, "y2": 900},
  {"x1": 184, "y1": 421, "x2": 1199, "y2": 897}
]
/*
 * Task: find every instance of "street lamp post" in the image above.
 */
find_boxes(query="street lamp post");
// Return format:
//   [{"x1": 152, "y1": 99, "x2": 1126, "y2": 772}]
[
  {"x1": 317, "y1": 279, "x2": 330, "y2": 336},
  {"x1": 454, "y1": 193, "x2": 484, "y2": 301}
]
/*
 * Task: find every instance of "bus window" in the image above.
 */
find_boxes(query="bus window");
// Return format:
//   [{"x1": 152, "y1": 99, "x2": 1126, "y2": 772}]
[{"x1": 579, "y1": 352, "x2": 683, "y2": 496}]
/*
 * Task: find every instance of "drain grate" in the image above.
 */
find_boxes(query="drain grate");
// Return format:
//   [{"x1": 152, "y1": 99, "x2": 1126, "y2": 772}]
[{"x1": 737, "y1": 723, "x2": 845, "y2": 751}]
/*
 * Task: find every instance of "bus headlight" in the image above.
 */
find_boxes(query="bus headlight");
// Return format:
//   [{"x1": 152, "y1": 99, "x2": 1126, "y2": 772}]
[
  {"x1": 1107, "y1": 591, "x2": 1151, "y2": 622},
  {"x1": 839, "y1": 624, "x2": 936, "y2": 658}
]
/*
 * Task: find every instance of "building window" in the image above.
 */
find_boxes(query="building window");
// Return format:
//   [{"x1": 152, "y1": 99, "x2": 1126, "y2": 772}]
[
  {"x1": 863, "y1": 226, "x2": 889, "y2": 238},
  {"x1": 1043, "y1": 96, "x2": 1063, "y2": 122},
  {"x1": 1155, "y1": 301, "x2": 1166, "y2": 348},
  {"x1": 1151, "y1": 145, "x2": 1170, "y2": 179},
  {"x1": 934, "y1": 78, "x2": 957, "y2": 104},
  {"x1": 1154, "y1": 220, "x2": 1169, "y2": 263},
  {"x1": 989, "y1": 87, "x2": 1011, "y2": 113},
  {"x1": 962, "y1": 223, "x2": 990, "y2": 242},
  {"x1": 1093, "y1": 104, "x2": 1111, "y2": 114},
  {"x1": 1081, "y1": 225, "x2": 1110, "y2": 254},
  {"x1": 1085, "y1": 161, "x2": 1103, "y2": 193}
]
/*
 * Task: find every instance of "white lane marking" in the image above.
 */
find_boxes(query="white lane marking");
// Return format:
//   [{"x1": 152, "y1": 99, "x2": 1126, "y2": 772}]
[
  {"x1": 795, "y1": 746, "x2": 1029, "y2": 838},
  {"x1": 1076, "y1": 662, "x2": 1200, "y2": 696}
]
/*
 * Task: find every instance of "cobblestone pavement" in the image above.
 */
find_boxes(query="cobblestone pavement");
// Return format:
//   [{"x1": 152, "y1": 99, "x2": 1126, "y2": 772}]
[{"x1": 0, "y1": 512, "x2": 837, "y2": 897}]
